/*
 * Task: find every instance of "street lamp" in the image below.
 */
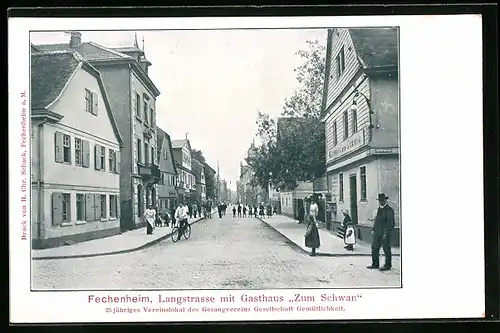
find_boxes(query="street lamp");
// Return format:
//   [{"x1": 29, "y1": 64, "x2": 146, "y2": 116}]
[{"x1": 350, "y1": 89, "x2": 375, "y2": 130}]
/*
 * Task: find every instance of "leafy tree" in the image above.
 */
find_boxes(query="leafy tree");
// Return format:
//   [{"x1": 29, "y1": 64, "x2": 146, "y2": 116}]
[
  {"x1": 191, "y1": 149, "x2": 216, "y2": 200},
  {"x1": 246, "y1": 38, "x2": 326, "y2": 192}
]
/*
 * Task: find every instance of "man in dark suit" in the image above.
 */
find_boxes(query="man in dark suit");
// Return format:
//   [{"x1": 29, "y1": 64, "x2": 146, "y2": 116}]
[{"x1": 367, "y1": 193, "x2": 395, "y2": 271}]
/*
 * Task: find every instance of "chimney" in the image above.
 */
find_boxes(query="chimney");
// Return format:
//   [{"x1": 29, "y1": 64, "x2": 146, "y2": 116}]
[{"x1": 69, "y1": 31, "x2": 82, "y2": 49}]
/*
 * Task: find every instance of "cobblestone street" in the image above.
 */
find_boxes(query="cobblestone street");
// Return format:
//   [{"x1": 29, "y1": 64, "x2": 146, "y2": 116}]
[{"x1": 32, "y1": 214, "x2": 401, "y2": 290}]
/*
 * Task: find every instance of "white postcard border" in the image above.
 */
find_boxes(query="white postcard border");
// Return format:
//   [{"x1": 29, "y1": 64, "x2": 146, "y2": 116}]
[{"x1": 9, "y1": 14, "x2": 484, "y2": 323}]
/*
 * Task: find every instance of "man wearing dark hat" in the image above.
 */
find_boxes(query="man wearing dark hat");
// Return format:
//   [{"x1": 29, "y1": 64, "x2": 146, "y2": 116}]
[{"x1": 367, "y1": 193, "x2": 395, "y2": 271}]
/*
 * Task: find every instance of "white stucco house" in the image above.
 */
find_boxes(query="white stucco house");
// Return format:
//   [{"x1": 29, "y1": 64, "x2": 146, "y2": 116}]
[{"x1": 31, "y1": 50, "x2": 123, "y2": 249}]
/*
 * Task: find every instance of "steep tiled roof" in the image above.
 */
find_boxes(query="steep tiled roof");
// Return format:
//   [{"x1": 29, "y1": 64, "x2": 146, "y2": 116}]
[
  {"x1": 35, "y1": 42, "x2": 132, "y2": 62},
  {"x1": 171, "y1": 139, "x2": 187, "y2": 149},
  {"x1": 112, "y1": 46, "x2": 143, "y2": 53},
  {"x1": 349, "y1": 28, "x2": 399, "y2": 69},
  {"x1": 31, "y1": 51, "x2": 80, "y2": 110}
]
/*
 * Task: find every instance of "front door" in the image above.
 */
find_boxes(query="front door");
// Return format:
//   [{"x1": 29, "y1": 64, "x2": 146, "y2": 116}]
[{"x1": 349, "y1": 174, "x2": 358, "y2": 224}]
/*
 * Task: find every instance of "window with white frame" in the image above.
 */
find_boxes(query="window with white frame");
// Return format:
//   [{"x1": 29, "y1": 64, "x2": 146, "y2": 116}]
[
  {"x1": 76, "y1": 193, "x2": 85, "y2": 221},
  {"x1": 109, "y1": 195, "x2": 117, "y2": 218}
]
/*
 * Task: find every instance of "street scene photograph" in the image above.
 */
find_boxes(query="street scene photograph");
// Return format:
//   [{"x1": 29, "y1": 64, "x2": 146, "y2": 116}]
[{"x1": 29, "y1": 27, "x2": 401, "y2": 290}]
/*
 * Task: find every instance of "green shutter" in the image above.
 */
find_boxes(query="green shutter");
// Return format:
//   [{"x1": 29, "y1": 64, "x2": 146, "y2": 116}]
[
  {"x1": 51, "y1": 192, "x2": 63, "y2": 226},
  {"x1": 92, "y1": 92, "x2": 99, "y2": 115},
  {"x1": 54, "y1": 132, "x2": 63, "y2": 163},
  {"x1": 82, "y1": 140, "x2": 90, "y2": 168},
  {"x1": 85, "y1": 193, "x2": 94, "y2": 222},
  {"x1": 94, "y1": 193, "x2": 102, "y2": 220}
]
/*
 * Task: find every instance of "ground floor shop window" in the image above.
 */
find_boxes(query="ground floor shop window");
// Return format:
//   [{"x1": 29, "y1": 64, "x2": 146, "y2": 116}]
[
  {"x1": 76, "y1": 194, "x2": 85, "y2": 221},
  {"x1": 100, "y1": 194, "x2": 107, "y2": 218},
  {"x1": 109, "y1": 195, "x2": 117, "y2": 218},
  {"x1": 360, "y1": 166, "x2": 367, "y2": 201},
  {"x1": 62, "y1": 193, "x2": 71, "y2": 222},
  {"x1": 339, "y1": 173, "x2": 344, "y2": 201}
]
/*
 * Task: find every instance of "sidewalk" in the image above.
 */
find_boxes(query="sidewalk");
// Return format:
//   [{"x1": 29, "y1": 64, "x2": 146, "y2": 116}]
[
  {"x1": 259, "y1": 214, "x2": 400, "y2": 257},
  {"x1": 32, "y1": 213, "x2": 212, "y2": 260}
]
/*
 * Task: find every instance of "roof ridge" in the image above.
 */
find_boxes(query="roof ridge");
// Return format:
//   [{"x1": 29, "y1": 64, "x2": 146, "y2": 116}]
[
  {"x1": 31, "y1": 50, "x2": 73, "y2": 56},
  {"x1": 86, "y1": 41, "x2": 132, "y2": 59}
]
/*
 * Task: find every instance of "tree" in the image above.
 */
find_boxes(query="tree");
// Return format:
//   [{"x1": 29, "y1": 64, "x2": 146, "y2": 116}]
[
  {"x1": 191, "y1": 149, "x2": 216, "y2": 200},
  {"x1": 246, "y1": 38, "x2": 326, "y2": 191}
]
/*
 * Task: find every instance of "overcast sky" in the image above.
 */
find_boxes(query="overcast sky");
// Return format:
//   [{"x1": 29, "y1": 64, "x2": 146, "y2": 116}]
[{"x1": 30, "y1": 29, "x2": 327, "y2": 190}]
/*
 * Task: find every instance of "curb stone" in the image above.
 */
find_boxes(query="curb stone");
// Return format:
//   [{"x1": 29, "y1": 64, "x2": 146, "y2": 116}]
[
  {"x1": 258, "y1": 217, "x2": 401, "y2": 258},
  {"x1": 32, "y1": 217, "x2": 207, "y2": 261}
]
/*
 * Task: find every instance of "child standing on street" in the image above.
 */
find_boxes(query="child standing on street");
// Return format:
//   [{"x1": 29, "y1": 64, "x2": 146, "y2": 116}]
[{"x1": 342, "y1": 209, "x2": 356, "y2": 251}]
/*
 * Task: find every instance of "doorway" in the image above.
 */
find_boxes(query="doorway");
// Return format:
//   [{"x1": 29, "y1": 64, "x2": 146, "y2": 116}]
[
  {"x1": 151, "y1": 187, "x2": 156, "y2": 208},
  {"x1": 349, "y1": 174, "x2": 358, "y2": 224}
]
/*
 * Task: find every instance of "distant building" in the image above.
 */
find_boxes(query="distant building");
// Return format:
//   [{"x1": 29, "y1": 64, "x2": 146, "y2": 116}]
[
  {"x1": 320, "y1": 27, "x2": 400, "y2": 245},
  {"x1": 203, "y1": 163, "x2": 216, "y2": 202},
  {"x1": 192, "y1": 158, "x2": 206, "y2": 204},
  {"x1": 171, "y1": 139, "x2": 196, "y2": 205},
  {"x1": 31, "y1": 50, "x2": 123, "y2": 248},
  {"x1": 156, "y1": 127, "x2": 178, "y2": 211},
  {"x1": 35, "y1": 31, "x2": 162, "y2": 232}
]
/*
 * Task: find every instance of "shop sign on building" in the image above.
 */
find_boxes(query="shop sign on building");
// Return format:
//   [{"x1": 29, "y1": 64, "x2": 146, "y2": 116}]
[{"x1": 327, "y1": 129, "x2": 365, "y2": 162}]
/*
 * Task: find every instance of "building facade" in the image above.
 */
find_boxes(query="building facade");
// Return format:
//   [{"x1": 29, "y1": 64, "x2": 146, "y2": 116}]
[
  {"x1": 320, "y1": 27, "x2": 400, "y2": 245},
  {"x1": 31, "y1": 51, "x2": 123, "y2": 248},
  {"x1": 192, "y1": 158, "x2": 206, "y2": 204},
  {"x1": 172, "y1": 139, "x2": 196, "y2": 204},
  {"x1": 156, "y1": 127, "x2": 178, "y2": 211},
  {"x1": 36, "y1": 32, "x2": 162, "y2": 232}
]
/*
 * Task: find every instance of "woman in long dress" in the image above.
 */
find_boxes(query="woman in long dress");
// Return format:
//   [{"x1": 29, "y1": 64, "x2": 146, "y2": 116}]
[
  {"x1": 144, "y1": 205, "x2": 156, "y2": 235},
  {"x1": 304, "y1": 215, "x2": 321, "y2": 256}
]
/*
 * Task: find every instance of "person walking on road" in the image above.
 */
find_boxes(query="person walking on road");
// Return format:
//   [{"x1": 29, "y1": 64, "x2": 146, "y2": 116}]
[
  {"x1": 144, "y1": 205, "x2": 156, "y2": 235},
  {"x1": 367, "y1": 193, "x2": 395, "y2": 271},
  {"x1": 218, "y1": 203, "x2": 224, "y2": 219},
  {"x1": 266, "y1": 204, "x2": 272, "y2": 218},
  {"x1": 305, "y1": 215, "x2": 321, "y2": 256},
  {"x1": 259, "y1": 203, "x2": 265, "y2": 218},
  {"x1": 232, "y1": 205, "x2": 237, "y2": 218},
  {"x1": 174, "y1": 201, "x2": 189, "y2": 241},
  {"x1": 253, "y1": 205, "x2": 258, "y2": 218},
  {"x1": 298, "y1": 202, "x2": 305, "y2": 224},
  {"x1": 243, "y1": 205, "x2": 247, "y2": 217},
  {"x1": 309, "y1": 197, "x2": 319, "y2": 223},
  {"x1": 237, "y1": 204, "x2": 242, "y2": 217},
  {"x1": 248, "y1": 206, "x2": 252, "y2": 217}
]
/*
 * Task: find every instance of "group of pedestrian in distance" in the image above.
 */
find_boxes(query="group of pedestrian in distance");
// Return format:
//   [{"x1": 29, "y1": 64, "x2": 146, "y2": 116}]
[{"x1": 230, "y1": 202, "x2": 278, "y2": 219}]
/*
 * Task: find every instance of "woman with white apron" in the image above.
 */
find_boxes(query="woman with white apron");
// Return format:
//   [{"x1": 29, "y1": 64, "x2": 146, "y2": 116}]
[{"x1": 144, "y1": 205, "x2": 156, "y2": 235}]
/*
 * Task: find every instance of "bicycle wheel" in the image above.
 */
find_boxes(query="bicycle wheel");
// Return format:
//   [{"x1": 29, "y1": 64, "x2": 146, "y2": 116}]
[
  {"x1": 183, "y1": 224, "x2": 192, "y2": 239},
  {"x1": 171, "y1": 227, "x2": 180, "y2": 243}
]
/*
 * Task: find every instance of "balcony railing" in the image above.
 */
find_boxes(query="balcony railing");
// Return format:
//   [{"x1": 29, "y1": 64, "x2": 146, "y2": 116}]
[{"x1": 138, "y1": 162, "x2": 161, "y2": 180}]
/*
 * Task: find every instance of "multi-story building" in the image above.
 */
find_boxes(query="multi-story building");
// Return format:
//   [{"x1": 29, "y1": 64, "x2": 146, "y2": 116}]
[
  {"x1": 31, "y1": 50, "x2": 123, "y2": 248},
  {"x1": 36, "y1": 31, "x2": 162, "y2": 232},
  {"x1": 156, "y1": 126, "x2": 178, "y2": 211},
  {"x1": 192, "y1": 158, "x2": 206, "y2": 204},
  {"x1": 203, "y1": 163, "x2": 216, "y2": 202},
  {"x1": 320, "y1": 27, "x2": 400, "y2": 245},
  {"x1": 171, "y1": 139, "x2": 196, "y2": 204}
]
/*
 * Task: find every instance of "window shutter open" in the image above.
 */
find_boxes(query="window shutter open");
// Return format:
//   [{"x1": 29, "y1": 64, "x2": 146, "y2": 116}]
[
  {"x1": 92, "y1": 92, "x2": 99, "y2": 115},
  {"x1": 115, "y1": 150, "x2": 120, "y2": 174},
  {"x1": 51, "y1": 192, "x2": 63, "y2": 226},
  {"x1": 54, "y1": 132, "x2": 63, "y2": 163},
  {"x1": 82, "y1": 140, "x2": 90, "y2": 168},
  {"x1": 117, "y1": 195, "x2": 120, "y2": 218},
  {"x1": 132, "y1": 90, "x2": 137, "y2": 117},
  {"x1": 94, "y1": 193, "x2": 102, "y2": 220},
  {"x1": 85, "y1": 193, "x2": 94, "y2": 221},
  {"x1": 94, "y1": 144, "x2": 101, "y2": 170}
]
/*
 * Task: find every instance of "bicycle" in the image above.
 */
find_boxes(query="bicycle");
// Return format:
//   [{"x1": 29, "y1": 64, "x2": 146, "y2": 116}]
[{"x1": 171, "y1": 221, "x2": 192, "y2": 243}]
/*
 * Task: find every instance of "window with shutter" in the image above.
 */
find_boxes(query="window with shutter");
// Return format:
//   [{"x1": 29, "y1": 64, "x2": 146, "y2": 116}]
[
  {"x1": 94, "y1": 193, "x2": 102, "y2": 221},
  {"x1": 54, "y1": 132, "x2": 64, "y2": 163},
  {"x1": 100, "y1": 194, "x2": 107, "y2": 219},
  {"x1": 115, "y1": 150, "x2": 120, "y2": 174},
  {"x1": 51, "y1": 192, "x2": 63, "y2": 226},
  {"x1": 92, "y1": 92, "x2": 99, "y2": 115},
  {"x1": 117, "y1": 195, "x2": 120, "y2": 218},
  {"x1": 85, "y1": 193, "x2": 94, "y2": 222},
  {"x1": 75, "y1": 138, "x2": 82, "y2": 166},
  {"x1": 62, "y1": 193, "x2": 71, "y2": 222},
  {"x1": 94, "y1": 144, "x2": 101, "y2": 170},
  {"x1": 100, "y1": 146, "x2": 106, "y2": 172},
  {"x1": 82, "y1": 140, "x2": 90, "y2": 168},
  {"x1": 85, "y1": 89, "x2": 92, "y2": 113},
  {"x1": 132, "y1": 90, "x2": 137, "y2": 118}
]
